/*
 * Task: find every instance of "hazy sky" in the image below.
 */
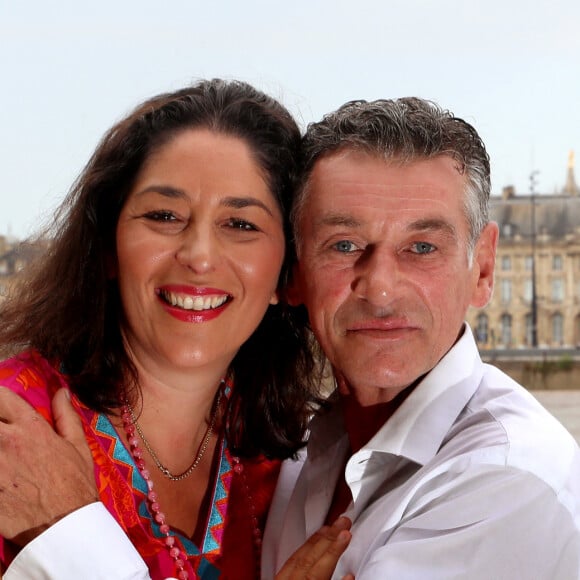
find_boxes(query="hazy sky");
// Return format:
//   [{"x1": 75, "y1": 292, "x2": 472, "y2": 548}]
[{"x1": 2, "y1": 0, "x2": 579, "y2": 238}]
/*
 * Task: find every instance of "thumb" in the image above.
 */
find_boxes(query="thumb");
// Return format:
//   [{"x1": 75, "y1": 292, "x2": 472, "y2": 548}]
[{"x1": 52, "y1": 388, "x2": 92, "y2": 465}]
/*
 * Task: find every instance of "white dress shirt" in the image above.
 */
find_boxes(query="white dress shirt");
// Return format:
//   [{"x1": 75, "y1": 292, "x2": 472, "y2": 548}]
[{"x1": 262, "y1": 326, "x2": 580, "y2": 579}]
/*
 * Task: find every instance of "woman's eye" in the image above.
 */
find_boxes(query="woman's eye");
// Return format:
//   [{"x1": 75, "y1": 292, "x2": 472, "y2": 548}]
[
  {"x1": 411, "y1": 242, "x2": 435, "y2": 254},
  {"x1": 143, "y1": 210, "x2": 176, "y2": 222},
  {"x1": 333, "y1": 240, "x2": 357, "y2": 253},
  {"x1": 227, "y1": 218, "x2": 258, "y2": 231}
]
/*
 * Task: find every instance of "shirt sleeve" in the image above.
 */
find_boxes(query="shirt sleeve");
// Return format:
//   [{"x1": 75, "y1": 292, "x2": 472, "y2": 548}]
[
  {"x1": 4, "y1": 502, "x2": 152, "y2": 580},
  {"x1": 350, "y1": 467, "x2": 580, "y2": 580}
]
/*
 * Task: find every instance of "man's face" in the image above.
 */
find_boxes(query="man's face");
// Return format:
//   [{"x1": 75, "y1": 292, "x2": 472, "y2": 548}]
[{"x1": 292, "y1": 149, "x2": 497, "y2": 406}]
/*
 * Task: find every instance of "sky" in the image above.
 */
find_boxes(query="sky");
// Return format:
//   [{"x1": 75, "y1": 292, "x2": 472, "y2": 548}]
[{"x1": 1, "y1": 0, "x2": 579, "y2": 239}]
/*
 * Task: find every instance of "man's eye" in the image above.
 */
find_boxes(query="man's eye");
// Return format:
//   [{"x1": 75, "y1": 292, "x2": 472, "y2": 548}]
[
  {"x1": 143, "y1": 211, "x2": 176, "y2": 222},
  {"x1": 333, "y1": 240, "x2": 357, "y2": 253},
  {"x1": 227, "y1": 218, "x2": 258, "y2": 231},
  {"x1": 411, "y1": 242, "x2": 435, "y2": 254}
]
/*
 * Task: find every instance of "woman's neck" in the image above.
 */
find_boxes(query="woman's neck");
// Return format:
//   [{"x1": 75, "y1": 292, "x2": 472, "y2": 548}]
[{"x1": 117, "y1": 356, "x2": 228, "y2": 474}]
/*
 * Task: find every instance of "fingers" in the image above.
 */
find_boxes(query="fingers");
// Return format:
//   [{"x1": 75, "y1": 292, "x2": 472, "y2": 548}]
[
  {"x1": 276, "y1": 517, "x2": 353, "y2": 579},
  {"x1": 52, "y1": 388, "x2": 94, "y2": 470},
  {"x1": 0, "y1": 386, "x2": 40, "y2": 424},
  {"x1": 0, "y1": 387, "x2": 98, "y2": 543},
  {"x1": 52, "y1": 388, "x2": 81, "y2": 439}
]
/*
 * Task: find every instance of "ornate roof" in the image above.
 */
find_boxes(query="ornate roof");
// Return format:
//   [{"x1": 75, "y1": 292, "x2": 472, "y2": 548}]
[{"x1": 491, "y1": 194, "x2": 580, "y2": 240}]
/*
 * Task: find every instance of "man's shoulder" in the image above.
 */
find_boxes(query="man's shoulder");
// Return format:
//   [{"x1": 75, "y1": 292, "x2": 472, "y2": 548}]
[{"x1": 440, "y1": 365, "x2": 579, "y2": 492}]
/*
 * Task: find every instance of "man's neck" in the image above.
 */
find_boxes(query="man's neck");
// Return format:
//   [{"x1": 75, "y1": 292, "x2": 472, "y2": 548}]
[{"x1": 340, "y1": 384, "x2": 416, "y2": 453}]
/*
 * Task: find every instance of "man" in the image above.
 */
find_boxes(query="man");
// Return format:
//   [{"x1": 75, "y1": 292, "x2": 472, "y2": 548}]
[
  {"x1": 1, "y1": 97, "x2": 580, "y2": 578},
  {"x1": 261, "y1": 97, "x2": 580, "y2": 577}
]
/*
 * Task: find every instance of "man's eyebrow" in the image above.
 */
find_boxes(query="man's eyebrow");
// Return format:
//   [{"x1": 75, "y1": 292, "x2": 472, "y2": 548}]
[
  {"x1": 315, "y1": 213, "x2": 362, "y2": 229},
  {"x1": 407, "y1": 218, "x2": 457, "y2": 237}
]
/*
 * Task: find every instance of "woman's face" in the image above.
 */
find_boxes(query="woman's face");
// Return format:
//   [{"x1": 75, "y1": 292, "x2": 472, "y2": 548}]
[{"x1": 114, "y1": 128, "x2": 285, "y2": 380}]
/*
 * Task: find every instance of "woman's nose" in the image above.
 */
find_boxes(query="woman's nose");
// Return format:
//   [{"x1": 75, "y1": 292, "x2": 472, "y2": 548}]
[{"x1": 175, "y1": 225, "x2": 219, "y2": 274}]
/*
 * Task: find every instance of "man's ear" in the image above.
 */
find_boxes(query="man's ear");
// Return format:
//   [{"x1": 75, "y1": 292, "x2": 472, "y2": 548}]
[
  {"x1": 470, "y1": 221, "x2": 499, "y2": 308},
  {"x1": 282, "y1": 263, "x2": 305, "y2": 306}
]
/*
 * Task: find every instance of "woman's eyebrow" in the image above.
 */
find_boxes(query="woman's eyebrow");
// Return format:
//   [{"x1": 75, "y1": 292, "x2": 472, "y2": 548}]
[
  {"x1": 133, "y1": 189, "x2": 275, "y2": 217},
  {"x1": 134, "y1": 185, "x2": 187, "y2": 199},
  {"x1": 221, "y1": 196, "x2": 275, "y2": 217}
]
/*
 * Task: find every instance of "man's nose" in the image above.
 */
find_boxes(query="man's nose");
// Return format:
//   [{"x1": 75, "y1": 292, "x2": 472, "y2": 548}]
[
  {"x1": 352, "y1": 244, "x2": 399, "y2": 304},
  {"x1": 175, "y1": 224, "x2": 219, "y2": 274}
]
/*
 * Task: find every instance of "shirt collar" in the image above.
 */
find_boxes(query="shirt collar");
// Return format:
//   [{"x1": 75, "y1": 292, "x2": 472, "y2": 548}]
[
  {"x1": 308, "y1": 324, "x2": 484, "y2": 466},
  {"x1": 364, "y1": 324, "x2": 484, "y2": 464}
]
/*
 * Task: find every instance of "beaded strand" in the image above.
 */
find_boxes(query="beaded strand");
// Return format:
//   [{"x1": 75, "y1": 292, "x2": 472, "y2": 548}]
[
  {"x1": 232, "y1": 456, "x2": 263, "y2": 578},
  {"x1": 121, "y1": 406, "x2": 190, "y2": 580}
]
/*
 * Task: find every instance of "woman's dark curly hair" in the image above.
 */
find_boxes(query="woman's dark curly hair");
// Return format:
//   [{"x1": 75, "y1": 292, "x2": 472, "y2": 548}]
[{"x1": 0, "y1": 79, "x2": 323, "y2": 459}]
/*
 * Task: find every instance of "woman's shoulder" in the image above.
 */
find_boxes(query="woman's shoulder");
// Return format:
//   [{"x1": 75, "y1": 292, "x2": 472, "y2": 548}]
[{"x1": 0, "y1": 350, "x2": 68, "y2": 423}]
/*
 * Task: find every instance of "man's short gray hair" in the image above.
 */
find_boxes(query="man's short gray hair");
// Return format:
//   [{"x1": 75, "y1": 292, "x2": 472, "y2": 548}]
[{"x1": 292, "y1": 98, "x2": 491, "y2": 259}]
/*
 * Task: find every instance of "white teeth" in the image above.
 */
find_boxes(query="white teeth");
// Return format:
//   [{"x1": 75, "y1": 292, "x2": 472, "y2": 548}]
[{"x1": 161, "y1": 290, "x2": 228, "y2": 311}]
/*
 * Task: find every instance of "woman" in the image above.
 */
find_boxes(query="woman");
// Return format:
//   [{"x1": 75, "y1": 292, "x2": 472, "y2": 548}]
[{"x1": 0, "y1": 79, "x2": 324, "y2": 579}]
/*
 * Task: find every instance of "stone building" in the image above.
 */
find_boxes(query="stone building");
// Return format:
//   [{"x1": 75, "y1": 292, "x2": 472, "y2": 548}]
[
  {"x1": 0, "y1": 237, "x2": 47, "y2": 302},
  {"x1": 467, "y1": 152, "x2": 580, "y2": 349}
]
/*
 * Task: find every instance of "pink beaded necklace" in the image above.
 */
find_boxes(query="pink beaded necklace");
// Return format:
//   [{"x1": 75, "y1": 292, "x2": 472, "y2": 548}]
[{"x1": 120, "y1": 389, "x2": 263, "y2": 579}]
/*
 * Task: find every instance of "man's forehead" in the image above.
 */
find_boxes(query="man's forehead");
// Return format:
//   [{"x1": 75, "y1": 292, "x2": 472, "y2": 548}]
[
  {"x1": 309, "y1": 148, "x2": 464, "y2": 182},
  {"x1": 305, "y1": 152, "x2": 465, "y2": 209},
  {"x1": 305, "y1": 183, "x2": 461, "y2": 215}
]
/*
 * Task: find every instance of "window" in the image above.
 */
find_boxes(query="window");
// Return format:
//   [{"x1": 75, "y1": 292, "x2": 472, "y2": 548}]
[
  {"x1": 500, "y1": 279, "x2": 512, "y2": 304},
  {"x1": 502, "y1": 223, "x2": 513, "y2": 238},
  {"x1": 476, "y1": 313, "x2": 489, "y2": 344},
  {"x1": 551, "y1": 278, "x2": 564, "y2": 303},
  {"x1": 552, "y1": 313, "x2": 564, "y2": 345},
  {"x1": 501, "y1": 255, "x2": 511, "y2": 271},
  {"x1": 500, "y1": 313, "x2": 512, "y2": 346},
  {"x1": 525, "y1": 255, "x2": 533, "y2": 271},
  {"x1": 524, "y1": 278, "x2": 533, "y2": 303},
  {"x1": 553, "y1": 255, "x2": 563, "y2": 270}
]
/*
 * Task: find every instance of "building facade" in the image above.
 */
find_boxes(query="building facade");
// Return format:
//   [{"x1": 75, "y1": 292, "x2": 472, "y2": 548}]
[
  {"x1": 0, "y1": 236, "x2": 47, "y2": 302},
  {"x1": 467, "y1": 154, "x2": 580, "y2": 349}
]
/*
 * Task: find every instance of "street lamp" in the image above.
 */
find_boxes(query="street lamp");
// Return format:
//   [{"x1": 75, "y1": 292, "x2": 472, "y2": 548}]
[{"x1": 530, "y1": 171, "x2": 539, "y2": 348}]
